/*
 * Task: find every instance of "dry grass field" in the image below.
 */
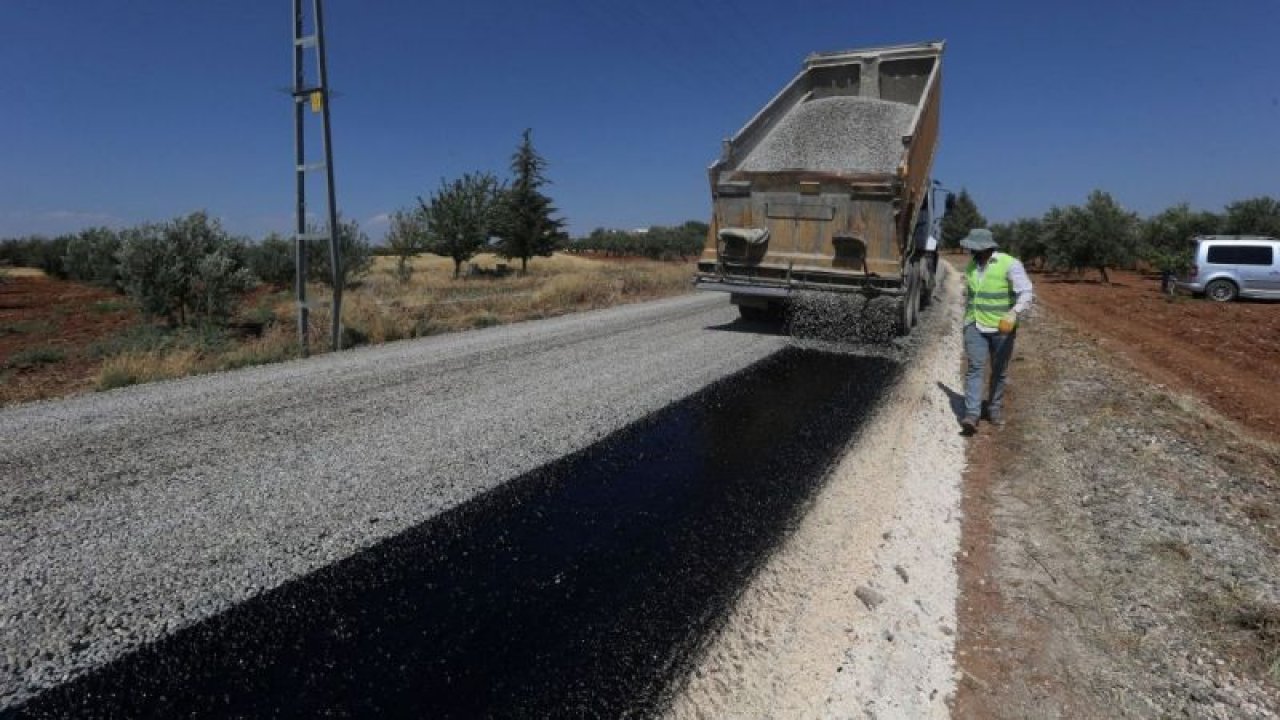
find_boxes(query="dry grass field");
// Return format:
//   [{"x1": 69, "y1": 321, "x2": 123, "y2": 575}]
[{"x1": 2, "y1": 253, "x2": 696, "y2": 404}]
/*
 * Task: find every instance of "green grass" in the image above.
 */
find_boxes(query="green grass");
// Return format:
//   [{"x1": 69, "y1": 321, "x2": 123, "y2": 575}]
[
  {"x1": 241, "y1": 290, "x2": 289, "y2": 326},
  {"x1": 4, "y1": 346, "x2": 66, "y2": 369},
  {"x1": 471, "y1": 311, "x2": 501, "y2": 328},
  {"x1": 97, "y1": 366, "x2": 139, "y2": 391},
  {"x1": 89, "y1": 299, "x2": 130, "y2": 314},
  {"x1": 90, "y1": 324, "x2": 230, "y2": 359},
  {"x1": 0, "y1": 320, "x2": 56, "y2": 336}
]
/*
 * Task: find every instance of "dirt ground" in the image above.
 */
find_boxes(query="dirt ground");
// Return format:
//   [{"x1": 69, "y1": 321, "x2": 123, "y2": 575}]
[
  {"x1": 1038, "y1": 270, "x2": 1280, "y2": 440},
  {"x1": 0, "y1": 273, "x2": 138, "y2": 405},
  {"x1": 953, "y1": 270, "x2": 1280, "y2": 718}
]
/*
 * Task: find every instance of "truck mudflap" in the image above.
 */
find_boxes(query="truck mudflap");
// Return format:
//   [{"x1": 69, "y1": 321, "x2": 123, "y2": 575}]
[{"x1": 718, "y1": 227, "x2": 770, "y2": 245}]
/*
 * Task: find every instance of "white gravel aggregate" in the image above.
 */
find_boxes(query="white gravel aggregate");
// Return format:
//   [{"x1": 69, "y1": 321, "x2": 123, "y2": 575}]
[
  {"x1": 0, "y1": 294, "x2": 786, "y2": 710},
  {"x1": 737, "y1": 96, "x2": 916, "y2": 173}
]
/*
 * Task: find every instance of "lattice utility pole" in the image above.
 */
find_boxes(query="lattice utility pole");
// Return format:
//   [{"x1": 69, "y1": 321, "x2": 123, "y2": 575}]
[{"x1": 292, "y1": 0, "x2": 343, "y2": 353}]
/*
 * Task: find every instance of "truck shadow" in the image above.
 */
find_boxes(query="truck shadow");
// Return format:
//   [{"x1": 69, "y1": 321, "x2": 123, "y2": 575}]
[{"x1": 705, "y1": 317, "x2": 790, "y2": 336}]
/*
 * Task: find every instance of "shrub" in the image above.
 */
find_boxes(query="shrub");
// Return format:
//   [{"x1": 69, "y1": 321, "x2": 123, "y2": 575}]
[
  {"x1": 386, "y1": 209, "x2": 427, "y2": 282},
  {"x1": 116, "y1": 212, "x2": 254, "y2": 326},
  {"x1": 246, "y1": 233, "x2": 296, "y2": 288},
  {"x1": 307, "y1": 218, "x2": 373, "y2": 288},
  {"x1": 63, "y1": 227, "x2": 122, "y2": 289}
]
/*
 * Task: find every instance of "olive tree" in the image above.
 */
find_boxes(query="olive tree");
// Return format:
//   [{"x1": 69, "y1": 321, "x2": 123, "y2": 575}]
[
  {"x1": 63, "y1": 226, "x2": 122, "y2": 289},
  {"x1": 306, "y1": 217, "x2": 373, "y2": 289},
  {"x1": 1044, "y1": 190, "x2": 1138, "y2": 282},
  {"x1": 116, "y1": 212, "x2": 254, "y2": 326},
  {"x1": 1222, "y1": 196, "x2": 1280, "y2": 237},
  {"x1": 1140, "y1": 203, "x2": 1220, "y2": 273}
]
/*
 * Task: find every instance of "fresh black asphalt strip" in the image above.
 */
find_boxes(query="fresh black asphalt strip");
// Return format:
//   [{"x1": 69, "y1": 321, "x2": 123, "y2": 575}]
[{"x1": 7, "y1": 349, "x2": 897, "y2": 719}]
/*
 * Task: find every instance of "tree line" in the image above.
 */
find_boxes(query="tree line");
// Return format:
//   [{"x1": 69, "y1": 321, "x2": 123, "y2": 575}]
[
  {"x1": 0, "y1": 212, "x2": 372, "y2": 327},
  {"x1": 941, "y1": 190, "x2": 1280, "y2": 281},
  {"x1": 565, "y1": 222, "x2": 708, "y2": 261},
  {"x1": 0, "y1": 125, "x2": 712, "y2": 336},
  {"x1": 0, "y1": 130, "x2": 570, "y2": 328}
]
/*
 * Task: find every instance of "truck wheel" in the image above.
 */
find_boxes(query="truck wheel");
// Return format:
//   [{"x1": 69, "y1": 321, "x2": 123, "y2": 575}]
[
  {"x1": 897, "y1": 274, "x2": 919, "y2": 336},
  {"x1": 910, "y1": 278, "x2": 921, "y2": 326},
  {"x1": 919, "y1": 258, "x2": 934, "y2": 309}
]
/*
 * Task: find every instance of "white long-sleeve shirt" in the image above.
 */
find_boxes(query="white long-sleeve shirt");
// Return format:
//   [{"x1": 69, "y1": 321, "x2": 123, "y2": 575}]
[{"x1": 970, "y1": 255, "x2": 1034, "y2": 333}]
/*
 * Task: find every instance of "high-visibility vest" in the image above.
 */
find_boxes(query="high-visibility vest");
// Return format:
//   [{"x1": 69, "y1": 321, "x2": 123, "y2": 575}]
[{"x1": 965, "y1": 253, "x2": 1016, "y2": 326}]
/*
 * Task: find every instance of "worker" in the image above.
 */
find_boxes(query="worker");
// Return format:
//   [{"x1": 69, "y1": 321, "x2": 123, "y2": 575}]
[{"x1": 959, "y1": 228, "x2": 1033, "y2": 433}]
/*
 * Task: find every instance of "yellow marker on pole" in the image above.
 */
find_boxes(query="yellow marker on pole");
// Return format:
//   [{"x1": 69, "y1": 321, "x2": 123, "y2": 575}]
[{"x1": 309, "y1": 90, "x2": 323, "y2": 113}]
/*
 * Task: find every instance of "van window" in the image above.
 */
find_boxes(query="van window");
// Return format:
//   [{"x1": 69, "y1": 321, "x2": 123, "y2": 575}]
[{"x1": 1206, "y1": 245, "x2": 1274, "y2": 265}]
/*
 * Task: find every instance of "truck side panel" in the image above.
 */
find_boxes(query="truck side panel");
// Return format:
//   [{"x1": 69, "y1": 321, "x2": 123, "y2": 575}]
[{"x1": 896, "y1": 64, "x2": 941, "y2": 254}]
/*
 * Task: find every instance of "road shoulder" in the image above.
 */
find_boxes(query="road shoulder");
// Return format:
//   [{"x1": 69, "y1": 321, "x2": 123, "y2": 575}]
[
  {"x1": 952, "y1": 308, "x2": 1280, "y2": 718},
  {"x1": 670, "y1": 265, "x2": 968, "y2": 719}
]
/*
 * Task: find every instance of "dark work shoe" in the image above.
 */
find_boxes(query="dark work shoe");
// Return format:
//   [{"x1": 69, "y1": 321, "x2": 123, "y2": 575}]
[
  {"x1": 960, "y1": 416, "x2": 979, "y2": 434},
  {"x1": 989, "y1": 410, "x2": 1006, "y2": 426}
]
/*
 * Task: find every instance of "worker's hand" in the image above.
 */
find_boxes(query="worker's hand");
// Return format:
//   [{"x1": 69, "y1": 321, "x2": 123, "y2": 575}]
[{"x1": 998, "y1": 310, "x2": 1018, "y2": 334}]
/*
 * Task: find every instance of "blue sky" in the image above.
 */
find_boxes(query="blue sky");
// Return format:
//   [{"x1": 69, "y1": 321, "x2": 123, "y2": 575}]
[{"x1": 2, "y1": 1, "x2": 1277, "y2": 241}]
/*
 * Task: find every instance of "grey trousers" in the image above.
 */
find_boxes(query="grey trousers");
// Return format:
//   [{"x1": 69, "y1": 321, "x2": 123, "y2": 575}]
[{"x1": 963, "y1": 323, "x2": 1016, "y2": 419}]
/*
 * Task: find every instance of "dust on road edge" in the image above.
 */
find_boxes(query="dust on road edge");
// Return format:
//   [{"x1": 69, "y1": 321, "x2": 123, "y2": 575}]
[{"x1": 667, "y1": 266, "x2": 967, "y2": 719}]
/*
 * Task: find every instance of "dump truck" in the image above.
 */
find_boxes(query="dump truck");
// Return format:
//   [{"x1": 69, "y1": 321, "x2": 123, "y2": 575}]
[{"x1": 695, "y1": 41, "x2": 952, "y2": 336}]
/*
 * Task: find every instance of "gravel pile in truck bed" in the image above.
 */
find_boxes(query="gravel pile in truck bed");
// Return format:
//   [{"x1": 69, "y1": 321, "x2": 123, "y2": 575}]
[{"x1": 737, "y1": 96, "x2": 916, "y2": 174}]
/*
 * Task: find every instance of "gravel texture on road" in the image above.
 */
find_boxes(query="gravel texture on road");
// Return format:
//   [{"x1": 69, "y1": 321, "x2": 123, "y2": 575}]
[
  {"x1": 0, "y1": 294, "x2": 787, "y2": 711},
  {"x1": 737, "y1": 96, "x2": 916, "y2": 173}
]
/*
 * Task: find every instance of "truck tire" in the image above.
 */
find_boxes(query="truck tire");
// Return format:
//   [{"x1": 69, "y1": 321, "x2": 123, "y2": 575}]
[
  {"x1": 919, "y1": 256, "x2": 935, "y2": 309},
  {"x1": 898, "y1": 272, "x2": 919, "y2": 336}
]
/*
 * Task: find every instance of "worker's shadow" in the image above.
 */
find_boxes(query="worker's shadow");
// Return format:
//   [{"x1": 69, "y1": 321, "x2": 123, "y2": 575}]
[{"x1": 936, "y1": 382, "x2": 967, "y2": 422}]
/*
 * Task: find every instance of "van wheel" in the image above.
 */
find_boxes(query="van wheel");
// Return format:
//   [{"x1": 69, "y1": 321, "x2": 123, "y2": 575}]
[{"x1": 1205, "y1": 279, "x2": 1238, "y2": 302}]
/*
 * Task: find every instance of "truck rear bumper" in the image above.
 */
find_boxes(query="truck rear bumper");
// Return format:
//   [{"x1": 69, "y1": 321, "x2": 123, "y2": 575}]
[
  {"x1": 694, "y1": 279, "x2": 792, "y2": 298},
  {"x1": 694, "y1": 274, "x2": 905, "y2": 297}
]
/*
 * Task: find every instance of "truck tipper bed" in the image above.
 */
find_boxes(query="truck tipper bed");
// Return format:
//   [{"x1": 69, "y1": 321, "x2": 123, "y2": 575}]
[{"x1": 696, "y1": 41, "x2": 951, "y2": 335}]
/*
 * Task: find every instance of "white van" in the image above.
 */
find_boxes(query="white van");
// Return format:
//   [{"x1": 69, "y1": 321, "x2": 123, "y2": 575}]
[{"x1": 1178, "y1": 236, "x2": 1280, "y2": 301}]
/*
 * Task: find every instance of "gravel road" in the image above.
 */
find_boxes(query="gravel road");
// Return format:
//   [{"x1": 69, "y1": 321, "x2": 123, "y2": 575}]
[{"x1": 0, "y1": 294, "x2": 787, "y2": 711}]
